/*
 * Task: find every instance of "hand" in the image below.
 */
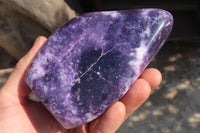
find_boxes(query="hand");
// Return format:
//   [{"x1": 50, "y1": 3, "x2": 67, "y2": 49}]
[{"x1": 0, "y1": 36, "x2": 162, "y2": 133}]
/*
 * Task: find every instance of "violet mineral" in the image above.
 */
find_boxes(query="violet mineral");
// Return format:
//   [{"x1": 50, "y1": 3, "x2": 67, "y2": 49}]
[{"x1": 25, "y1": 8, "x2": 173, "y2": 128}]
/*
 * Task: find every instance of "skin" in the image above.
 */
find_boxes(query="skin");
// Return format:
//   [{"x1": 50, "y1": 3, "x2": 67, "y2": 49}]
[{"x1": 0, "y1": 36, "x2": 162, "y2": 133}]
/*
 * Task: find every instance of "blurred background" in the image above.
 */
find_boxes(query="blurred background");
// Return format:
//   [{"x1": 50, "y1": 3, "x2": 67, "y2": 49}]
[{"x1": 0, "y1": 0, "x2": 200, "y2": 132}]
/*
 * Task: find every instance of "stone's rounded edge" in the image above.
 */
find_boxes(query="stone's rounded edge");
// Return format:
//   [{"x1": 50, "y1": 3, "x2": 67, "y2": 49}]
[
  {"x1": 160, "y1": 8, "x2": 174, "y2": 24},
  {"x1": 156, "y1": 8, "x2": 174, "y2": 32},
  {"x1": 141, "y1": 8, "x2": 174, "y2": 70},
  {"x1": 160, "y1": 8, "x2": 174, "y2": 34},
  {"x1": 165, "y1": 10, "x2": 174, "y2": 34},
  {"x1": 139, "y1": 8, "x2": 174, "y2": 27}
]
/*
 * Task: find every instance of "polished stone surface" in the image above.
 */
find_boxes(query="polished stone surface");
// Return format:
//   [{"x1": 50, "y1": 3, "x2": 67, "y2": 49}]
[{"x1": 25, "y1": 8, "x2": 173, "y2": 128}]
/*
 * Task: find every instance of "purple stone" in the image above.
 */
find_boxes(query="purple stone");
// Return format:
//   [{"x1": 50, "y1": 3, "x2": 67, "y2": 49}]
[{"x1": 25, "y1": 8, "x2": 173, "y2": 128}]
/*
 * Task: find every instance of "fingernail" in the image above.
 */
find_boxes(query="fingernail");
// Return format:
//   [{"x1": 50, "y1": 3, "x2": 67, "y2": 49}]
[{"x1": 34, "y1": 36, "x2": 42, "y2": 44}]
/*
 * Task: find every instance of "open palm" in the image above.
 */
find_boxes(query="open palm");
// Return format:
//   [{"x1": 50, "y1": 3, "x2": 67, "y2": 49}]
[{"x1": 0, "y1": 36, "x2": 162, "y2": 133}]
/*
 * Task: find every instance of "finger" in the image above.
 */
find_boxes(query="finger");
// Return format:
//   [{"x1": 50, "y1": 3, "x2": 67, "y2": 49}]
[
  {"x1": 121, "y1": 79, "x2": 151, "y2": 119},
  {"x1": 91, "y1": 102, "x2": 126, "y2": 133},
  {"x1": 2, "y1": 36, "x2": 47, "y2": 99},
  {"x1": 139, "y1": 68, "x2": 162, "y2": 89}
]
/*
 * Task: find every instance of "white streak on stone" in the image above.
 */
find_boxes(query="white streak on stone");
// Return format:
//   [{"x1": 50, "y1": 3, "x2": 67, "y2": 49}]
[
  {"x1": 101, "y1": 11, "x2": 120, "y2": 18},
  {"x1": 129, "y1": 40, "x2": 148, "y2": 75},
  {"x1": 42, "y1": 86, "x2": 48, "y2": 93},
  {"x1": 85, "y1": 113, "x2": 95, "y2": 122},
  {"x1": 129, "y1": 52, "x2": 134, "y2": 56},
  {"x1": 140, "y1": 9, "x2": 152, "y2": 16},
  {"x1": 141, "y1": 26, "x2": 151, "y2": 38},
  {"x1": 31, "y1": 60, "x2": 45, "y2": 79}
]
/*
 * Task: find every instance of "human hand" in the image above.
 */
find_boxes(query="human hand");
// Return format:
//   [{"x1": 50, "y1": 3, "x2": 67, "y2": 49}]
[{"x1": 0, "y1": 36, "x2": 162, "y2": 133}]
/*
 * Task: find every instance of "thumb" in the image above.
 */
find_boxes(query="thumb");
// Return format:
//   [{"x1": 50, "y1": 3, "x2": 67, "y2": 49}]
[{"x1": 2, "y1": 36, "x2": 47, "y2": 99}]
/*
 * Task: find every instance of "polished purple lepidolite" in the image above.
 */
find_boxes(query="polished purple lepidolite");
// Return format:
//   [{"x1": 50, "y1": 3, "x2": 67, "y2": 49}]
[{"x1": 25, "y1": 8, "x2": 173, "y2": 128}]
